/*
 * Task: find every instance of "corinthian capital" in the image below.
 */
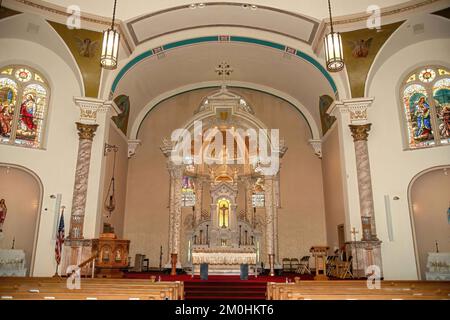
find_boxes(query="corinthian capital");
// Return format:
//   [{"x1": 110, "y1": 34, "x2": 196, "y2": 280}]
[
  {"x1": 76, "y1": 122, "x2": 98, "y2": 141},
  {"x1": 349, "y1": 123, "x2": 372, "y2": 141}
]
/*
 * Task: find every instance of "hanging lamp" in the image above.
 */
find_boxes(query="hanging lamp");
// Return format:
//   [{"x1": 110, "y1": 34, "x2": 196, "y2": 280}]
[
  {"x1": 101, "y1": 0, "x2": 120, "y2": 69},
  {"x1": 324, "y1": 0, "x2": 344, "y2": 72}
]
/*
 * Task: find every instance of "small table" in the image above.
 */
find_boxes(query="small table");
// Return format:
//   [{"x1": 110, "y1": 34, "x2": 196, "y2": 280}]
[{"x1": 0, "y1": 249, "x2": 27, "y2": 276}]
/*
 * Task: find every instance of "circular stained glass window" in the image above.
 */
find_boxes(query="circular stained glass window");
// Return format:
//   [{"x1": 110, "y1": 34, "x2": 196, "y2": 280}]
[
  {"x1": 419, "y1": 68, "x2": 436, "y2": 83},
  {"x1": 15, "y1": 68, "x2": 32, "y2": 82}
]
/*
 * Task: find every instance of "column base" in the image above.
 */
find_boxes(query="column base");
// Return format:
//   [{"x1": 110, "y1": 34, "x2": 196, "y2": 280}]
[
  {"x1": 346, "y1": 240, "x2": 383, "y2": 279},
  {"x1": 62, "y1": 239, "x2": 92, "y2": 276}
]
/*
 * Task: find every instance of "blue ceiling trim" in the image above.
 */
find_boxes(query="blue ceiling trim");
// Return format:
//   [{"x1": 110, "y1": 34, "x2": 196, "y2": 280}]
[{"x1": 111, "y1": 36, "x2": 337, "y2": 94}]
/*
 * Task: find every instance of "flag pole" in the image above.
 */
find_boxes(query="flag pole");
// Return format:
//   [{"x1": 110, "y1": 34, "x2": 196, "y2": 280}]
[{"x1": 53, "y1": 263, "x2": 60, "y2": 278}]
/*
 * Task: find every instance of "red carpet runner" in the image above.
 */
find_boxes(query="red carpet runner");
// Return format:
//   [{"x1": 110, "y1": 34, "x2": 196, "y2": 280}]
[{"x1": 125, "y1": 273, "x2": 314, "y2": 300}]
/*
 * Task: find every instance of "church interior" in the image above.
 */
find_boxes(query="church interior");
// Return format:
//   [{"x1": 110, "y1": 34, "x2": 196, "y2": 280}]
[{"x1": 0, "y1": 0, "x2": 449, "y2": 301}]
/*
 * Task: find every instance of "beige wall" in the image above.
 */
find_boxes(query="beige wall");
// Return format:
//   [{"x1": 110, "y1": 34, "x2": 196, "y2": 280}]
[
  {"x1": 0, "y1": 166, "x2": 41, "y2": 275},
  {"x1": 100, "y1": 122, "x2": 129, "y2": 238},
  {"x1": 124, "y1": 87, "x2": 327, "y2": 267},
  {"x1": 321, "y1": 124, "x2": 346, "y2": 252},
  {"x1": 410, "y1": 167, "x2": 450, "y2": 280}
]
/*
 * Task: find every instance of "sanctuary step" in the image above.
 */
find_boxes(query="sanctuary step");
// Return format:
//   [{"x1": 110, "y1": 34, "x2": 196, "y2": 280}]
[{"x1": 184, "y1": 280, "x2": 267, "y2": 300}]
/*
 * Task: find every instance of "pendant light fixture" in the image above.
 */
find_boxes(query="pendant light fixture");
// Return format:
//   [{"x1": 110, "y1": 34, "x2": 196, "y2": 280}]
[
  {"x1": 104, "y1": 144, "x2": 118, "y2": 217},
  {"x1": 101, "y1": 0, "x2": 120, "y2": 70},
  {"x1": 324, "y1": 0, "x2": 344, "y2": 72}
]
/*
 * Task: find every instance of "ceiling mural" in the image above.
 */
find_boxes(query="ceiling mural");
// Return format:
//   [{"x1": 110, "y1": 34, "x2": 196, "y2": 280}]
[
  {"x1": 0, "y1": 6, "x2": 20, "y2": 20},
  {"x1": 48, "y1": 21, "x2": 102, "y2": 98},
  {"x1": 341, "y1": 21, "x2": 404, "y2": 98}
]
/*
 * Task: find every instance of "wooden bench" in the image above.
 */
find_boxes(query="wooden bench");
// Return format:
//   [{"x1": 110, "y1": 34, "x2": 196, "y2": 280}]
[
  {"x1": 0, "y1": 277, "x2": 184, "y2": 300},
  {"x1": 267, "y1": 280, "x2": 450, "y2": 300}
]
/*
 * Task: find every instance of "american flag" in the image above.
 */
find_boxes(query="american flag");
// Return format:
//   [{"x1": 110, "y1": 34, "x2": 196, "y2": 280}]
[{"x1": 55, "y1": 209, "x2": 65, "y2": 265}]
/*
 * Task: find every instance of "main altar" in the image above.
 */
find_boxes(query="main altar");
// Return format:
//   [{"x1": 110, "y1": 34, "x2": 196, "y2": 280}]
[{"x1": 160, "y1": 85, "x2": 287, "y2": 275}]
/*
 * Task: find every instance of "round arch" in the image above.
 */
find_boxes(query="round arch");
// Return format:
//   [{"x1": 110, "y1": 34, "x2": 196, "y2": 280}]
[
  {"x1": 131, "y1": 81, "x2": 321, "y2": 141},
  {"x1": 407, "y1": 165, "x2": 450, "y2": 280},
  {"x1": 0, "y1": 163, "x2": 44, "y2": 276}
]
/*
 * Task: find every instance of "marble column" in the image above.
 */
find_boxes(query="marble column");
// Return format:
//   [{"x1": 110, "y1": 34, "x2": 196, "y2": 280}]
[
  {"x1": 169, "y1": 163, "x2": 184, "y2": 275},
  {"x1": 68, "y1": 122, "x2": 99, "y2": 239},
  {"x1": 244, "y1": 177, "x2": 253, "y2": 223},
  {"x1": 194, "y1": 177, "x2": 204, "y2": 226},
  {"x1": 264, "y1": 176, "x2": 275, "y2": 276},
  {"x1": 349, "y1": 124, "x2": 378, "y2": 241},
  {"x1": 273, "y1": 174, "x2": 280, "y2": 267}
]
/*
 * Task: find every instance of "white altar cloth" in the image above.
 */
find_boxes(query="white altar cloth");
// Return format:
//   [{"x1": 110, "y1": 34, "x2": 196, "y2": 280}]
[
  {"x1": 0, "y1": 249, "x2": 27, "y2": 276},
  {"x1": 426, "y1": 252, "x2": 450, "y2": 281},
  {"x1": 192, "y1": 248, "x2": 256, "y2": 265}
]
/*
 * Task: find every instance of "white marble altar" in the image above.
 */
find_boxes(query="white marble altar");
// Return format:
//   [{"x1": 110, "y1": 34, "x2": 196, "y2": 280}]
[
  {"x1": 425, "y1": 252, "x2": 450, "y2": 281},
  {"x1": 0, "y1": 249, "x2": 27, "y2": 276}
]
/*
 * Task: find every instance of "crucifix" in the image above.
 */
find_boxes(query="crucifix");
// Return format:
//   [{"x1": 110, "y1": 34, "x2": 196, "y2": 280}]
[
  {"x1": 351, "y1": 227, "x2": 359, "y2": 279},
  {"x1": 219, "y1": 203, "x2": 228, "y2": 228},
  {"x1": 351, "y1": 227, "x2": 359, "y2": 242}
]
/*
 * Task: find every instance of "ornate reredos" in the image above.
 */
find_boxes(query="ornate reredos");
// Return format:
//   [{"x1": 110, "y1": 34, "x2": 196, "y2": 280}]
[{"x1": 161, "y1": 86, "x2": 288, "y2": 180}]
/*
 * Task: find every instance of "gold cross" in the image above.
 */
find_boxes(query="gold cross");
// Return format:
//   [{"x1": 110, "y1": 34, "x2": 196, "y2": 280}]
[{"x1": 351, "y1": 227, "x2": 359, "y2": 242}]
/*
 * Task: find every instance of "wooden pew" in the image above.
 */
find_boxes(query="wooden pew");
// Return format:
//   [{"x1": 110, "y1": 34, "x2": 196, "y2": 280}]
[
  {"x1": 267, "y1": 281, "x2": 450, "y2": 300},
  {"x1": 0, "y1": 277, "x2": 184, "y2": 300}
]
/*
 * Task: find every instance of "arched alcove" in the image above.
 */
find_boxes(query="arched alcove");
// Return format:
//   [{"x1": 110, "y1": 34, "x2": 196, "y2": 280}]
[
  {"x1": 0, "y1": 164, "x2": 43, "y2": 275},
  {"x1": 408, "y1": 166, "x2": 450, "y2": 280}
]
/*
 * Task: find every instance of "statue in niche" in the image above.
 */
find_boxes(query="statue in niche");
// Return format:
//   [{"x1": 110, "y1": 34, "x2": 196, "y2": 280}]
[{"x1": 0, "y1": 199, "x2": 6, "y2": 232}]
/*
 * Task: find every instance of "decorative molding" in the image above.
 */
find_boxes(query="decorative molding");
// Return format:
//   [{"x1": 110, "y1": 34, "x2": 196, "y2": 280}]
[
  {"x1": 308, "y1": 139, "x2": 322, "y2": 159},
  {"x1": 75, "y1": 122, "x2": 98, "y2": 141},
  {"x1": 127, "y1": 139, "x2": 141, "y2": 158},
  {"x1": 160, "y1": 137, "x2": 175, "y2": 157},
  {"x1": 110, "y1": 36, "x2": 338, "y2": 96},
  {"x1": 126, "y1": 2, "x2": 319, "y2": 46},
  {"x1": 74, "y1": 97, "x2": 117, "y2": 123},
  {"x1": 328, "y1": 97, "x2": 374, "y2": 124},
  {"x1": 349, "y1": 123, "x2": 372, "y2": 142}
]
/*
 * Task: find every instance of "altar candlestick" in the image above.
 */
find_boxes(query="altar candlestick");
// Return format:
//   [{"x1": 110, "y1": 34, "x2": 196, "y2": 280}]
[
  {"x1": 12, "y1": 237, "x2": 15, "y2": 249},
  {"x1": 206, "y1": 224, "x2": 209, "y2": 247},
  {"x1": 435, "y1": 240, "x2": 439, "y2": 253},
  {"x1": 239, "y1": 225, "x2": 242, "y2": 247},
  {"x1": 245, "y1": 230, "x2": 248, "y2": 246}
]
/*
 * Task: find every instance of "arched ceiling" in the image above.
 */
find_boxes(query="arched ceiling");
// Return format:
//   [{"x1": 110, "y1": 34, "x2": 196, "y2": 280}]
[
  {"x1": 113, "y1": 38, "x2": 337, "y2": 139},
  {"x1": 30, "y1": 0, "x2": 412, "y2": 22}
]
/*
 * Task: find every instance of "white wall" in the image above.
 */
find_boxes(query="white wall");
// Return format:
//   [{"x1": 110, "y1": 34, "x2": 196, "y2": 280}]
[
  {"x1": 367, "y1": 38, "x2": 450, "y2": 280},
  {"x1": 0, "y1": 38, "x2": 82, "y2": 276}
]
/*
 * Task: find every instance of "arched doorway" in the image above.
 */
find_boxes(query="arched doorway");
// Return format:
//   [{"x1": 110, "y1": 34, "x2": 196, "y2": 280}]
[
  {"x1": 0, "y1": 164, "x2": 42, "y2": 275},
  {"x1": 409, "y1": 166, "x2": 450, "y2": 280}
]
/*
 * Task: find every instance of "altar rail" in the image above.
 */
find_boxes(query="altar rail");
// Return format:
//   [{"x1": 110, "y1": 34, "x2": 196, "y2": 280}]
[
  {"x1": 0, "y1": 277, "x2": 184, "y2": 300},
  {"x1": 267, "y1": 280, "x2": 450, "y2": 300}
]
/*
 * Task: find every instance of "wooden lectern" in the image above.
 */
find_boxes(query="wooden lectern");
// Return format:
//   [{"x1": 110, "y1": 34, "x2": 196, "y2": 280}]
[
  {"x1": 310, "y1": 246, "x2": 329, "y2": 280},
  {"x1": 92, "y1": 233, "x2": 130, "y2": 278}
]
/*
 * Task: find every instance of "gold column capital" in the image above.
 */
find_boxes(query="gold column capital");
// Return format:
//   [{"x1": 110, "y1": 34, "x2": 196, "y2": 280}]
[
  {"x1": 349, "y1": 123, "x2": 372, "y2": 141},
  {"x1": 76, "y1": 122, "x2": 99, "y2": 141}
]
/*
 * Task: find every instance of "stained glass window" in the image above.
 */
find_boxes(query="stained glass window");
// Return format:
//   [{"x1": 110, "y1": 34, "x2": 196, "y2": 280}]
[
  {"x1": 402, "y1": 66, "x2": 450, "y2": 149},
  {"x1": 181, "y1": 176, "x2": 196, "y2": 207},
  {"x1": 0, "y1": 66, "x2": 49, "y2": 149}
]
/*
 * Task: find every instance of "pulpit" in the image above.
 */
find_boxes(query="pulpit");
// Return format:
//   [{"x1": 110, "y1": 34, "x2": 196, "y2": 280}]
[
  {"x1": 310, "y1": 246, "x2": 329, "y2": 280},
  {"x1": 91, "y1": 233, "x2": 130, "y2": 278}
]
